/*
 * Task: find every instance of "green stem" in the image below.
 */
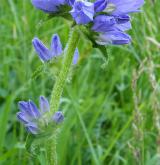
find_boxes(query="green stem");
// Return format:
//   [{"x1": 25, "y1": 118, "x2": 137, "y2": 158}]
[
  {"x1": 47, "y1": 135, "x2": 57, "y2": 165},
  {"x1": 50, "y1": 26, "x2": 80, "y2": 114},
  {"x1": 48, "y1": 26, "x2": 80, "y2": 165}
]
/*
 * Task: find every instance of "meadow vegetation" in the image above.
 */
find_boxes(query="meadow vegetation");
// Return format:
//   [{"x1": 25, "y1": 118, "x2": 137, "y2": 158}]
[{"x1": 0, "y1": 0, "x2": 160, "y2": 164}]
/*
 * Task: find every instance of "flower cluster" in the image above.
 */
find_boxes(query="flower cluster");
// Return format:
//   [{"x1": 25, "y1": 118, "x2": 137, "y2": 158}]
[
  {"x1": 32, "y1": 34, "x2": 79, "y2": 64},
  {"x1": 31, "y1": 0, "x2": 144, "y2": 45},
  {"x1": 17, "y1": 96, "x2": 64, "y2": 134}
]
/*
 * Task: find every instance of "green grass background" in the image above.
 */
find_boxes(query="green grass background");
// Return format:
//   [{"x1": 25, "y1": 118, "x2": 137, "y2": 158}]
[{"x1": 0, "y1": 0, "x2": 160, "y2": 164}]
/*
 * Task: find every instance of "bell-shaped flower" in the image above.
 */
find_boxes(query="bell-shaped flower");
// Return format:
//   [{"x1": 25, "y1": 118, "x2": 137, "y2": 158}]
[
  {"x1": 32, "y1": 34, "x2": 79, "y2": 64},
  {"x1": 32, "y1": 34, "x2": 63, "y2": 62},
  {"x1": 52, "y1": 111, "x2": 64, "y2": 123},
  {"x1": 70, "y1": 1, "x2": 94, "y2": 24},
  {"x1": 92, "y1": 14, "x2": 132, "y2": 46},
  {"x1": 96, "y1": 31, "x2": 131, "y2": 45},
  {"x1": 92, "y1": 15, "x2": 131, "y2": 33},
  {"x1": 32, "y1": 37, "x2": 51, "y2": 61},
  {"x1": 50, "y1": 34, "x2": 63, "y2": 57}
]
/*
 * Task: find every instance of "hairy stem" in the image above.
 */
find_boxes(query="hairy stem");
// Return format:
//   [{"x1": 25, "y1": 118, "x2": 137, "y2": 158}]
[
  {"x1": 50, "y1": 26, "x2": 80, "y2": 114},
  {"x1": 48, "y1": 26, "x2": 80, "y2": 165},
  {"x1": 47, "y1": 134, "x2": 57, "y2": 165}
]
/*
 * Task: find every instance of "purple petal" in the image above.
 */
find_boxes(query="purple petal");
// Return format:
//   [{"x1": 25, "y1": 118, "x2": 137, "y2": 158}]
[
  {"x1": 18, "y1": 101, "x2": 28, "y2": 112},
  {"x1": 39, "y1": 96, "x2": 50, "y2": 113},
  {"x1": 28, "y1": 100, "x2": 41, "y2": 118},
  {"x1": 66, "y1": 0, "x2": 75, "y2": 6},
  {"x1": 96, "y1": 31, "x2": 131, "y2": 45},
  {"x1": 94, "y1": 0, "x2": 108, "y2": 13},
  {"x1": 115, "y1": 21, "x2": 132, "y2": 31},
  {"x1": 73, "y1": 48, "x2": 79, "y2": 65},
  {"x1": 17, "y1": 112, "x2": 29, "y2": 124},
  {"x1": 25, "y1": 122, "x2": 38, "y2": 134},
  {"x1": 115, "y1": 15, "x2": 130, "y2": 24},
  {"x1": 50, "y1": 34, "x2": 63, "y2": 57},
  {"x1": 70, "y1": 1, "x2": 94, "y2": 24},
  {"x1": 52, "y1": 111, "x2": 64, "y2": 123},
  {"x1": 92, "y1": 15, "x2": 116, "y2": 32},
  {"x1": 31, "y1": 0, "x2": 65, "y2": 13},
  {"x1": 107, "y1": 0, "x2": 144, "y2": 14},
  {"x1": 32, "y1": 37, "x2": 51, "y2": 62},
  {"x1": 18, "y1": 101, "x2": 33, "y2": 117}
]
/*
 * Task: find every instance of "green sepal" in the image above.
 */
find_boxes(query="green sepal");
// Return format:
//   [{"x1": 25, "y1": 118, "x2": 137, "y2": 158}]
[
  {"x1": 31, "y1": 56, "x2": 63, "y2": 81},
  {"x1": 25, "y1": 123, "x2": 60, "y2": 156},
  {"x1": 48, "y1": 5, "x2": 72, "y2": 21},
  {"x1": 25, "y1": 134, "x2": 36, "y2": 155},
  {"x1": 79, "y1": 26, "x2": 109, "y2": 61}
]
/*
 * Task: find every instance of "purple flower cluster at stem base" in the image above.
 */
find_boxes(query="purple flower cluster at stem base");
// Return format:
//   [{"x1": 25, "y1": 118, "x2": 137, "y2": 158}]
[{"x1": 17, "y1": 96, "x2": 64, "y2": 134}]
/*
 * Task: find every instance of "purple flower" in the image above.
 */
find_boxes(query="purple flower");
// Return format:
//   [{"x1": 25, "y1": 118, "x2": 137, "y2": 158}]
[
  {"x1": 50, "y1": 34, "x2": 63, "y2": 57},
  {"x1": 39, "y1": 96, "x2": 50, "y2": 113},
  {"x1": 94, "y1": 0, "x2": 108, "y2": 13},
  {"x1": 92, "y1": 14, "x2": 132, "y2": 45},
  {"x1": 53, "y1": 111, "x2": 64, "y2": 123},
  {"x1": 32, "y1": 34, "x2": 79, "y2": 64},
  {"x1": 70, "y1": 1, "x2": 94, "y2": 24},
  {"x1": 31, "y1": 0, "x2": 66, "y2": 13},
  {"x1": 105, "y1": 0, "x2": 144, "y2": 15},
  {"x1": 32, "y1": 34, "x2": 63, "y2": 62},
  {"x1": 32, "y1": 37, "x2": 51, "y2": 62},
  {"x1": 96, "y1": 31, "x2": 131, "y2": 45},
  {"x1": 17, "y1": 96, "x2": 64, "y2": 134},
  {"x1": 92, "y1": 15, "x2": 131, "y2": 32}
]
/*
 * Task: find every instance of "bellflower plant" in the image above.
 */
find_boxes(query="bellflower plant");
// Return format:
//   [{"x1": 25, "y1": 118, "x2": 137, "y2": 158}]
[{"x1": 17, "y1": 0, "x2": 144, "y2": 164}]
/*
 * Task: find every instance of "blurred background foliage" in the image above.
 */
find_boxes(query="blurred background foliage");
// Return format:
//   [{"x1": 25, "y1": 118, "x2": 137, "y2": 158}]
[{"x1": 0, "y1": 0, "x2": 160, "y2": 164}]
